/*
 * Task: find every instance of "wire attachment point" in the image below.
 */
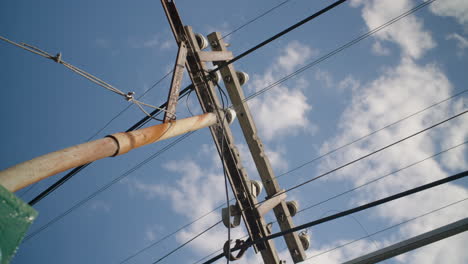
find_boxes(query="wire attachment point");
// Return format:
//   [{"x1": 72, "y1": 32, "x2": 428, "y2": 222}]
[
  {"x1": 125, "y1": 92, "x2": 135, "y2": 101},
  {"x1": 53, "y1": 52, "x2": 62, "y2": 63}
]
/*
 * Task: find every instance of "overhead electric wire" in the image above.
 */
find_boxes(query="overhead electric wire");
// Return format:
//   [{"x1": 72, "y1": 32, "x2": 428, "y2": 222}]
[
  {"x1": 152, "y1": 221, "x2": 222, "y2": 264},
  {"x1": 271, "y1": 89, "x2": 468, "y2": 183},
  {"x1": 28, "y1": 85, "x2": 193, "y2": 206},
  {"x1": 119, "y1": 203, "x2": 226, "y2": 264},
  {"x1": 214, "y1": 0, "x2": 349, "y2": 71},
  {"x1": 0, "y1": 35, "x2": 170, "y2": 116},
  {"x1": 123, "y1": 92, "x2": 467, "y2": 258},
  {"x1": 24, "y1": 131, "x2": 194, "y2": 241},
  {"x1": 220, "y1": 0, "x2": 293, "y2": 40},
  {"x1": 86, "y1": 69, "x2": 174, "y2": 142},
  {"x1": 240, "y1": 0, "x2": 437, "y2": 103},
  {"x1": 202, "y1": 170, "x2": 468, "y2": 264},
  {"x1": 193, "y1": 140, "x2": 467, "y2": 263},
  {"x1": 306, "y1": 197, "x2": 468, "y2": 261},
  {"x1": 279, "y1": 109, "x2": 467, "y2": 197},
  {"x1": 296, "y1": 140, "x2": 468, "y2": 215}
]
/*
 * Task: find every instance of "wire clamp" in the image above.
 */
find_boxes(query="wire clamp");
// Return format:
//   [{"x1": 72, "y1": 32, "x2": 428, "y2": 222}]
[
  {"x1": 223, "y1": 238, "x2": 250, "y2": 261},
  {"x1": 53, "y1": 52, "x2": 62, "y2": 63},
  {"x1": 125, "y1": 92, "x2": 135, "y2": 101}
]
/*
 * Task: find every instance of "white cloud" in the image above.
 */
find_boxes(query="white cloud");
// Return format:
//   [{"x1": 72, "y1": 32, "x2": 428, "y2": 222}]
[
  {"x1": 317, "y1": 55, "x2": 468, "y2": 262},
  {"x1": 338, "y1": 75, "x2": 361, "y2": 93},
  {"x1": 429, "y1": 0, "x2": 468, "y2": 27},
  {"x1": 446, "y1": 33, "x2": 468, "y2": 56},
  {"x1": 315, "y1": 69, "x2": 334, "y2": 88},
  {"x1": 372, "y1": 41, "x2": 391, "y2": 56},
  {"x1": 89, "y1": 200, "x2": 111, "y2": 213},
  {"x1": 247, "y1": 41, "x2": 315, "y2": 141},
  {"x1": 352, "y1": 0, "x2": 435, "y2": 59}
]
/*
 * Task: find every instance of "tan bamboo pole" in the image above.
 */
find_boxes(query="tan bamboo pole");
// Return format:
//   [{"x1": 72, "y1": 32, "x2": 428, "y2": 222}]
[{"x1": 0, "y1": 112, "x2": 218, "y2": 192}]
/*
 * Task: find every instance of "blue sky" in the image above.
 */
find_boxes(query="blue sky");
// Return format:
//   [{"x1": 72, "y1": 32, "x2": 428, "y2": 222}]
[{"x1": 1, "y1": 0, "x2": 468, "y2": 263}]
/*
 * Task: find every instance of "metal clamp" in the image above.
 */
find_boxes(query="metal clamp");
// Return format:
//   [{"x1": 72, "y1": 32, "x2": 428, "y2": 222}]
[
  {"x1": 222, "y1": 204, "x2": 241, "y2": 228},
  {"x1": 223, "y1": 238, "x2": 251, "y2": 261}
]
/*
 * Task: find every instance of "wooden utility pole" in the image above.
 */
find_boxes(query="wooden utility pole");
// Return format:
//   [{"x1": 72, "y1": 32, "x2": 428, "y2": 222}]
[{"x1": 160, "y1": 0, "x2": 306, "y2": 262}]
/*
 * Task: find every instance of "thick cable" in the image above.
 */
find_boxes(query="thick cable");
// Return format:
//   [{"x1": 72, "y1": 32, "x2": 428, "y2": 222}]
[
  {"x1": 306, "y1": 197, "x2": 468, "y2": 260},
  {"x1": 213, "y1": 0, "x2": 349, "y2": 71},
  {"x1": 202, "y1": 170, "x2": 468, "y2": 264},
  {"x1": 240, "y1": 0, "x2": 437, "y2": 103},
  {"x1": 221, "y1": 0, "x2": 292, "y2": 40},
  {"x1": 193, "y1": 140, "x2": 466, "y2": 263}
]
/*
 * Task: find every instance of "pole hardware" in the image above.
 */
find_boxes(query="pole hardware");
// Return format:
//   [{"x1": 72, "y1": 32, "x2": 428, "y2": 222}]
[
  {"x1": 286, "y1": 200, "x2": 299, "y2": 217},
  {"x1": 223, "y1": 238, "x2": 251, "y2": 261},
  {"x1": 222, "y1": 204, "x2": 241, "y2": 228},
  {"x1": 256, "y1": 192, "x2": 287, "y2": 217}
]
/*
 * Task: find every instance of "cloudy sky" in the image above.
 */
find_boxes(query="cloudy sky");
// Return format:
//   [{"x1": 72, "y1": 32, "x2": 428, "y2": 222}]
[{"x1": 1, "y1": 0, "x2": 467, "y2": 263}]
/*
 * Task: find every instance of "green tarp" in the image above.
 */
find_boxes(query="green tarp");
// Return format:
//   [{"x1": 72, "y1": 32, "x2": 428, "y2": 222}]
[{"x1": 0, "y1": 184, "x2": 37, "y2": 264}]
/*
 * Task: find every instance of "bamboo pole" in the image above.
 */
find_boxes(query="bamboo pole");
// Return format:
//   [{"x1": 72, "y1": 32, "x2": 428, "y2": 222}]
[{"x1": 0, "y1": 113, "x2": 218, "y2": 192}]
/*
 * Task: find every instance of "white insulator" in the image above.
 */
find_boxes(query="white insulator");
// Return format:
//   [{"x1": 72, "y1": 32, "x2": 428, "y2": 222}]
[
  {"x1": 299, "y1": 232, "x2": 310, "y2": 250},
  {"x1": 250, "y1": 180, "x2": 263, "y2": 198},
  {"x1": 286, "y1": 200, "x2": 299, "y2": 217},
  {"x1": 212, "y1": 70, "x2": 222, "y2": 84},
  {"x1": 236, "y1": 71, "x2": 249, "y2": 86},
  {"x1": 225, "y1": 108, "x2": 237, "y2": 125},
  {"x1": 195, "y1": 33, "x2": 208, "y2": 50}
]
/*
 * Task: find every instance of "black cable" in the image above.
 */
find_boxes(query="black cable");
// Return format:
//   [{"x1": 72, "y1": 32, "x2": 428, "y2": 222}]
[
  {"x1": 240, "y1": 0, "x2": 437, "y2": 103},
  {"x1": 136, "y1": 91, "x2": 466, "y2": 250},
  {"x1": 24, "y1": 131, "x2": 195, "y2": 242},
  {"x1": 215, "y1": 82, "x2": 231, "y2": 264},
  {"x1": 203, "y1": 170, "x2": 468, "y2": 264},
  {"x1": 193, "y1": 140, "x2": 466, "y2": 263},
  {"x1": 306, "y1": 197, "x2": 468, "y2": 260},
  {"x1": 213, "y1": 0, "x2": 349, "y2": 71},
  {"x1": 221, "y1": 0, "x2": 293, "y2": 40},
  {"x1": 152, "y1": 220, "x2": 222, "y2": 264},
  {"x1": 28, "y1": 84, "x2": 193, "y2": 206}
]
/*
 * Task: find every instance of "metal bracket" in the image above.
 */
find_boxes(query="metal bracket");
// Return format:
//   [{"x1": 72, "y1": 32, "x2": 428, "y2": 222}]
[
  {"x1": 198, "y1": 50, "x2": 233, "y2": 62},
  {"x1": 222, "y1": 204, "x2": 241, "y2": 228},
  {"x1": 256, "y1": 192, "x2": 287, "y2": 217},
  {"x1": 223, "y1": 238, "x2": 251, "y2": 261},
  {"x1": 163, "y1": 41, "x2": 188, "y2": 122}
]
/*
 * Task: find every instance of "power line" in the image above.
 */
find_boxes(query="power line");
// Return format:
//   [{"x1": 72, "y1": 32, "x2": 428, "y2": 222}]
[
  {"x1": 118, "y1": 201, "x2": 226, "y2": 264},
  {"x1": 86, "y1": 70, "x2": 174, "y2": 142},
  {"x1": 28, "y1": 85, "x2": 193, "y2": 206},
  {"x1": 192, "y1": 141, "x2": 466, "y2": 263},
  {"x1": 124, "y1": 93, "x2": 467, "y2": 256},
  {"x1": 152, "y1": 221, "x2": 222, "y2": 264},
  {"x1": 24, "y1": 131, "x2": 195, "y2": 241},
  {"x1": 220, "y1": 0, "x2": 293, "y2": 40},
  {"x1": 0, "y1": 35, "x2": 169, "y2": 116},
  {"x1": 271, "y1": 89, "x2": 467, "y2": 183},
  {"x1": 214, "y1": 0, "x2": 349, "y2": 71},
  {"x1": 202, "y1": 170, "x2": 468, "y2": 264},
  {"x1": 306, "y1": 197, "x2": 468, "y2": 261},
  {"x1": 240, "y1": 0, "x2": 437, "y2": 103},
  {"x1": 297, "y1": 141, "x2": 468, "y2": 215},
  {"x1": 279, "y1": 109, "x2": 467, "y2": 197}
]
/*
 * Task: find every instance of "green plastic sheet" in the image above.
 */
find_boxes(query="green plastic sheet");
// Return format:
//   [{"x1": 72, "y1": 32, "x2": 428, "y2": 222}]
[{"x1": 0, "y1": 184, "x2": 38, "y2": 264}]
